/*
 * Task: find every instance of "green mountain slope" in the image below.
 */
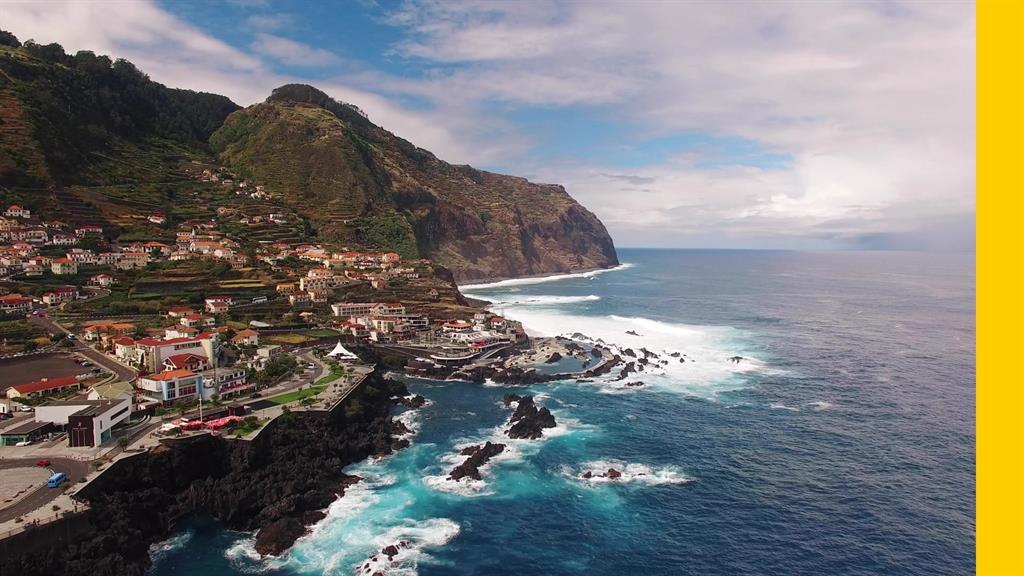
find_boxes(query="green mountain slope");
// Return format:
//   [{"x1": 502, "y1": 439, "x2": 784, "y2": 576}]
[
  {"x1": 0, "y1": 34, "x2": 617, "y2": 281},
  {"x1": 0, "y1": 37, "x2": 238, "y2": 188},
  {"x1": 211, "y1": 84, "x2": 619, "y2": 281}
]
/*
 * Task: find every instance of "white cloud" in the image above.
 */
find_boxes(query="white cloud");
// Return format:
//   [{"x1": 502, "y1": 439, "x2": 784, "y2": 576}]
[
  {"x1": 250, "y1": 33, "x2": 340, "y2": 67},
  {"x1": 0, "y1": 0, "x2": 976, "y2": 249},
  {"x1": 380, "y1": 0, "x2": 976, "y2": 249},
  {"x1": 0, "y1": 0, "x2": 497, "y2": 164}
]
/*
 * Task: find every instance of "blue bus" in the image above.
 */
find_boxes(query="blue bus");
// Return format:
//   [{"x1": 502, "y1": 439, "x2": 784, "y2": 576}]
[{"x1": 47, "y1": 472, "x2": 66, "y2": 488}]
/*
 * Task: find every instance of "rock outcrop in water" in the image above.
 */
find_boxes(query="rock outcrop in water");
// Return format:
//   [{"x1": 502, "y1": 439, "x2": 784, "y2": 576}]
[
  {"x1": 0, "y1": 370, "x2": 407, "y2": 576},
  {"x1": 506, "y1": 395, "x2": 557, "y2": 439},
  {"x1": 449, "y1": 442, "x2": 507, "y2": 481}
]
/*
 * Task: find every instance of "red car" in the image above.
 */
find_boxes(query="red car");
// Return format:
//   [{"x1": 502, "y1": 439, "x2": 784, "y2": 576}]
[{"x1": 35, "y1": 459, "x2": 50, "y2": 468}]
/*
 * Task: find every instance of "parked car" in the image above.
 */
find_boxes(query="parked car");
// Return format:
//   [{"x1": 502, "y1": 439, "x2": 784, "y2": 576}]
[
  {"x1": 36, "y1": 459, "x2": 51, "y2": 467},
  {"x1": 15, "y1": 440, "x2": 32, "y2": 447},
  {"x1": 17, "y1": 404, "x2": 33, "y2": 412},
  {"x1": 249, "y1": 392, "x2": 262, "y2": 398}
]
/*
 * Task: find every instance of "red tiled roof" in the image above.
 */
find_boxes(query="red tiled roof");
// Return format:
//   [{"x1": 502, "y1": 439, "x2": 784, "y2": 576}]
[
  {"x1": 145, "y1": 369, "x2": 195, "y2": 381},
  {"x1": 163, "y1": 353, "x2": 207, "y2": 369},
  {"x1": 12, "y1": 375, "x2": 80, "y2": 394},
  {"x1": 136, "y1": 335, "x2": 209, "y2": 347}
]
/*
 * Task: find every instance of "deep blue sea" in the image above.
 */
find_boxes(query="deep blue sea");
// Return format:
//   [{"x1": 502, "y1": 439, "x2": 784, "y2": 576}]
[{"x1": 150, "y1": 249, "x2": 975, "y2": 576}]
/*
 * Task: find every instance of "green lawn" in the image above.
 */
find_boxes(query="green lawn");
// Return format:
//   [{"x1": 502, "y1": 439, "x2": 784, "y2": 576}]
[
  {"x1": 268, "y1": 384, "x2": 326, "y2": 405},
  {"x1": 314, "y1": 362, "x2": 346, "y2": 386}
]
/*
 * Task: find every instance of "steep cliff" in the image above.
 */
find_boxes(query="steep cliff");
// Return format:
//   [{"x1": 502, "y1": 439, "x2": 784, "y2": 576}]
[
  {"x1": 0, "y1": 371, "x2": 407, "y2": 576},
  {"x1": 210, "y1": 84, "x2": 619, "y2": 281}
]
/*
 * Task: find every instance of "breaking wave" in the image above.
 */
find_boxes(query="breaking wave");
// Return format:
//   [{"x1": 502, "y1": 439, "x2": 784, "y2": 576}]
[
  {"x1": 459, "y1": 263, "x2": 633, "y2": 291},
  {"x1": 488, "y1": 306, "x2": 768, "y2": 398},
  {"x1": 484, "y1": 294, "x2": 602, "y2": 306},
  {"x1": 564, "y1": 460, "x2": 694, "y2": 486}
]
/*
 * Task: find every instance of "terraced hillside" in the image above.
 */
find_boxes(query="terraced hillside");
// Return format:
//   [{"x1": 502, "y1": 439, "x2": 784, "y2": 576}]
[{"x1": 210, "y1": 85, "x2": 619, "y2": 281}]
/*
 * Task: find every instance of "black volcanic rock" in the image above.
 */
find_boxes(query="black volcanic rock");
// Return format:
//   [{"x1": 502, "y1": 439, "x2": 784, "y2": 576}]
[
  {"x1": 615, "y1": 361, "x2": 637, "y2": 381},
  {"x1": 0, "y1": 369, "x2": 406, "y2": 576},
  {"x1": 398, "y1": 394, "x2": 426, "y2": 408},
  {"x1": 506, "y1": 396, "x2": 557, "y2": 439},
  {"x1": 502, "y1": 393, "x2": 523, "y2": 406},
  {"x1": 449, "y1": 441, "x2": 506, "y2": 481},
  {"x1": 256, "y1": 517, "x2": 306, "y2": 556},
  {"x1": 544, "y1": 352, "x2": 563, "y2": 364}
]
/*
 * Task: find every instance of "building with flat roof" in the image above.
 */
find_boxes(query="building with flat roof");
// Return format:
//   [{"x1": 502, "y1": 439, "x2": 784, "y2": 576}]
[
  {"x1": 137, "y1": 369, "x2": 203, "y2": 404},
  {"x1": 34, "y1": 398, "x2": 130, "y2": 446},
  {"x1": 0, "y1": 420, "x2": 54, "y2": 446}
]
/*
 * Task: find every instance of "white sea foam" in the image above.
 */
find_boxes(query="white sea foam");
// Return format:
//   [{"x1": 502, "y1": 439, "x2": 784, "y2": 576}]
[
  {"x1": 395, "y1": 410, "x2": 420, "y2": 436},
  {"x1": 352, "y1": 518, "x2": 461, "y2": 576},
  {"x1": 424, "y1": 400, "x2": 587, "y2": 497},
  {"x1": 769, "y1": 402, "x2": 800, "y2": 411},
  {"x1": 278, "y1": 462, "x2": 458, "y2": 576},
  {"x1": 565, "y1": 460, "x2": 694, "y2": 486},
  {"x1": 483, "y1": 294, "x2": 602, "y2": 306},
  {"x1": 224, "y1": 535, "x2": 267, "y2": 572},
  {"x1": 484, "y1": 305, "x2": 767, "y2": 398},
  {"x1": 401, "y1": 394, "x2": 433, "y2": 408},
  {"x1": 807, "y1": 400, "x2": 835, "y2": 411},
  {"x1": 459, "y1": 263, "x2": 633, "y2": 291},
  {"x1": 149, "y1": 529, "x2": 194, "y2": 562}
]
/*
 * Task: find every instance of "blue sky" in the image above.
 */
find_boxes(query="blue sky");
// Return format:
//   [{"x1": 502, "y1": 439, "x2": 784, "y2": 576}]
[{"x1": 3, "y1": 0, "x2": 975, "y2": 250}]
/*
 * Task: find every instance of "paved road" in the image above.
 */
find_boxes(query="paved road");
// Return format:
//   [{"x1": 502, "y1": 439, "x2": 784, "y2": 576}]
[{"x1": 0, "y1": 457, "x2": 89, "y2": 523}]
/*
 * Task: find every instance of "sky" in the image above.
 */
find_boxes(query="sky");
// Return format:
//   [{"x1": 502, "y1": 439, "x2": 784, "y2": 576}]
[{"x1": 1, "y1": 0, "x2": 976, "y2": 250}]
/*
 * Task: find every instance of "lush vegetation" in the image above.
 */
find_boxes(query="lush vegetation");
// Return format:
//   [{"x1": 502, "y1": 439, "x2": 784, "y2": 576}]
[
  {"x1": 228, "y1": 415, "x2": 267, "y2": 438},
  {"x1": 314, "y1": 360, "x2": 345, "y2": 386},
  {"x1": 268, "y1": 384, "x2": 325, "y2": 405},
  {"x1": 0, "y1": 32, "x2": 238, "y2": 188},
  {"x1": 361, "y1": 214, "x2": 419, "y2": 259},
  {"x1": 251, "y1": 354, "x2": 298, "y2": 387}
]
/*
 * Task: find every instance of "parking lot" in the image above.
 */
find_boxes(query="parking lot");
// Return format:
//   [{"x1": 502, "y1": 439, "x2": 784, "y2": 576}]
[{"x1": 0, "y1": 353, "x2": 94, "y2": 394}]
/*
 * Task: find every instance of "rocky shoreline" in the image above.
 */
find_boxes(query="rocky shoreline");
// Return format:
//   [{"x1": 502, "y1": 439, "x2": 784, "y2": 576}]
[{"x1": 0, "y1": 368, "x2": 410, "y2": 576}]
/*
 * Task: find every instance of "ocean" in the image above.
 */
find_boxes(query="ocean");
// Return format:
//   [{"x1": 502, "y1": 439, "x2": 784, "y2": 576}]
[{"x1": 149, "y1": 249, "x2": 975, "y2": 576}]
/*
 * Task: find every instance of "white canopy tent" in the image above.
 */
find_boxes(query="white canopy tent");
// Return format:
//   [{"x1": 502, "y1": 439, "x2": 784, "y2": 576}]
[{"x1": 327, "y1": 340, "x2": 359, "y2": 360}]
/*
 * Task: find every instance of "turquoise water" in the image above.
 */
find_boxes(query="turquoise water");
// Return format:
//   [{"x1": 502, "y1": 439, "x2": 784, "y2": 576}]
[{"x1": 150, "y1": 249, "x2": 974, "y2": 576}]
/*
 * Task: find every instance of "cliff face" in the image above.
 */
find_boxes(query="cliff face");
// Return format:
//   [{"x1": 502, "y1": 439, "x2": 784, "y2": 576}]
[
  {"x1": 211, "y1": 84, "x2": 619, "y2": 281},
  {"x1": 0, "y1": 34, "x2": 618, "y2": 282},
  {"x1": 0, "y1": 371, "x2": 406, "y2": 576}
]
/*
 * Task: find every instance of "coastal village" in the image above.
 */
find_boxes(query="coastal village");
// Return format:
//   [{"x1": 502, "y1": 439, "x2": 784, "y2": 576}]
[{"x1": 0, "y1": 165, "x2": 553, "y2": 540}]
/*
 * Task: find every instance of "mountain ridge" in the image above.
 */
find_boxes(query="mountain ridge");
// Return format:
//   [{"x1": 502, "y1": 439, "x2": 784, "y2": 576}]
[{"x1": 0, "y1": 34, "x2": 618, "y2": 281}]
